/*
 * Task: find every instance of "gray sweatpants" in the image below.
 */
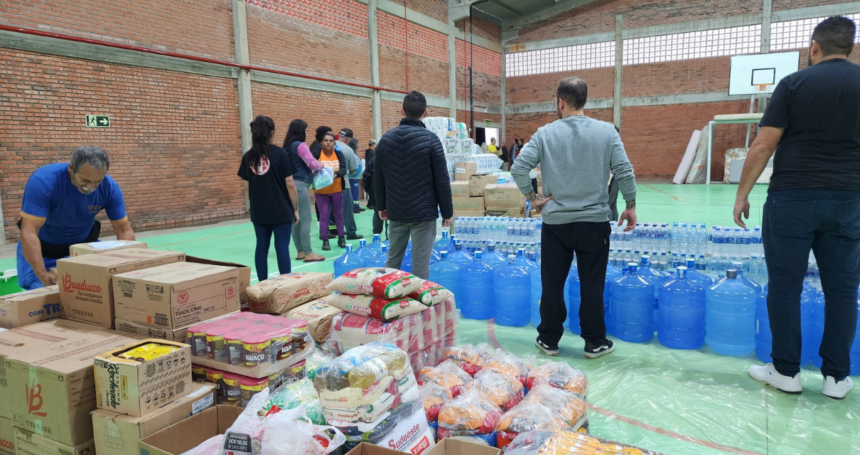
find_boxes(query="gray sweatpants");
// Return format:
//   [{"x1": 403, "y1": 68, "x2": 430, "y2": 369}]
[
  {"x1": 386, "y1": 220, "x2": 437, "y2": 279},
  {"x1": 292, "y1": 180, "x2": 314, "y2": 254}
]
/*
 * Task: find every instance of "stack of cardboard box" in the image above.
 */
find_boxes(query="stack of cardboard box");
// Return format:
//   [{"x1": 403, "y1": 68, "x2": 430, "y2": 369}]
[
  {"x1": 451, "y1": 162, "x2": 496, "y2": 218},
  {"x1": 484, "y1": 183, "x2": 527, "y2": 218}
]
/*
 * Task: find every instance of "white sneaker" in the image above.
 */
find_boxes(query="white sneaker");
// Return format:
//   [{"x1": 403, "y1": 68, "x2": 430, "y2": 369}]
[
  {"x1": 821, "y1": 376, "x2": 854, "y2": 399},
  {"x1": 748, "y1": 364, "x2": 802, "y2": 394}
]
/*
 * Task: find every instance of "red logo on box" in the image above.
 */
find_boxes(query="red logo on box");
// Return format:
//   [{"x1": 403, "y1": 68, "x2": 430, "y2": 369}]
[
  {"x1": 26, "y1": 380, "x2": 47, "y2": 417},
  {"x1": 62, "y1": 273, "x2": 102, "y2": 294},
  {"x1": 177, "y1": 291, "x2": 189, "y2": 304},
  {"x1": 410, "y1": 436, "x2": 431, "y2": 454}
]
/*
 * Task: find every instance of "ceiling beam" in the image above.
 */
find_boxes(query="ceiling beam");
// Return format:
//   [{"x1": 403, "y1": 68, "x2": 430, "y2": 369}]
[
  {"x1": 502, "y1": 0, "x2": 600, "y2": 31},
  {"x1": 488, "y1": 0, "x2": 524, "y2": 17}
]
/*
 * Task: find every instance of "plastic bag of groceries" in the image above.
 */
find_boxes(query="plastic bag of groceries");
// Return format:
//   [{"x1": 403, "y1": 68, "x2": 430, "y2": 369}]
[
  {"x1": 327, "y1": 268, "x2": 423, "y2": 300},
  {"x1": 495, "y1": 385, "x2": 588, "y2": 449},
  {"x1": 526, "y1": 362, "x2": 589, "y2": 398},
  {"x1": 483, "y1": 352, "x2": 533, "y2": 388},
  {"x1": 261, "y1": 405, "x2": 345, "y2": 455},
  {"x1": 505, "y1": 430, "x2": 656, "y2": 455},
  {"x1": 219, "y1": 389, "x2": 270, "y2": 455},
  {"x1": 436, "y1": 389, "x2": 504, "y2": 447},
  {"x1": 417, "y1": 360, "x2": 473, "y2": 398},
  {"x1": 312, "y1": 167, "x2": 334, "y2": 190},
  {"x1": 445, "y1": 343, "x2": 496, "y2": 376},
  {"x1": 260, "y1": 379, "x2": 325, "y2": 425},
  {"x1": 467, "y1": 370, "x2": 525, "y2": 412}
]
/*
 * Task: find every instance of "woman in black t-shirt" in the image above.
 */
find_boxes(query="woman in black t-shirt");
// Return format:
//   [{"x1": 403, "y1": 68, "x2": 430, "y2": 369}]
[{"x1": 237, "y1": 115, "x2": 299, "y2": 282}]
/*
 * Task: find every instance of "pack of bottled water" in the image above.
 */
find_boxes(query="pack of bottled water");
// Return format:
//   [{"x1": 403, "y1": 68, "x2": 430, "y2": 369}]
[
  {"x1": 669, "y1": 222, "x2": 710, "y2": 256},
  {"x1": 452, "y1": 216, "x2": 542, "y2": 256},
  {"x1": 445, "y1": 154, "x2": 503, "y2": 177}
]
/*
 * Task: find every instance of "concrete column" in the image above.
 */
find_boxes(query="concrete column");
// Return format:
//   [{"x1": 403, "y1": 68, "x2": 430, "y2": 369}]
[
  {"x1": 614, "y1": 15, "x2": 623, "y2": 129},
  {"x1": 368, "y1": 0, "x2": 382, "y2": 140},
  {"x1": 500, "y1": 48, "x2": 506, "y2": 145},
  {"x1": 448, "y1": 20, "x2": 458, "y2": 119},
  {"x1": 232, "y1": 0, "x2": 253, "y2": 153},
  {"x1": 761, "y1": 0, "x2": 772, "y2": 54}
]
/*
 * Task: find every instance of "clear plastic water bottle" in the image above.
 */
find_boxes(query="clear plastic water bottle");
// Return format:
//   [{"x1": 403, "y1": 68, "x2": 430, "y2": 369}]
[
  {"x1": 483, "y1": 242, "x2": 506, "y2": 269},
  {"x1": 449, "y1": 239, "x2": 472, "y2": 269},
  {"x1": 355, "y1": 239, "x2": 377, "y2": 268},
  {"x1": 658, "y1": 266, "x2": 706, "y2": 349},
  {"x1": 434, "y1": 231, "x2": 450, "y2": 254},
  {"x1": 436, "y1": 211, "x2": 443, "y2": 239},
  {"x1": 334, "y1": 244, "x2": 363, "y2": 278},
  {"x1": 430, "y1": 251, "x2": 461, "y2": 300},
  {"x1": 460, "y1": 250, "x2": 495, "y2": 320},
  {"x1": 705, "y1": 269, "x2": 757, "y2": 356},
  {"x1": 494, "y1": 255, "x2": 531, "y2": 327},
  {"x1": 685, "y1": 259, "x2": 714, "y2": 289},
  {"x1": 610, "y1": 263, "x2": 656, "y2": 343}
]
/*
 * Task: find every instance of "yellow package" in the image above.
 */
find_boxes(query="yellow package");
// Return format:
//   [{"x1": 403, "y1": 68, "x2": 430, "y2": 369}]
[{"x1": 118, "y1": 342, "x2": 180, "y2": 361}]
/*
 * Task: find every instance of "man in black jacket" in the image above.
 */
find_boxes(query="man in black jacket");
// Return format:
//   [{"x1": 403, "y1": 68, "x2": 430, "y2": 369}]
[{"x1": 374, "y1": 91, "x2": 454, "y2": 279}]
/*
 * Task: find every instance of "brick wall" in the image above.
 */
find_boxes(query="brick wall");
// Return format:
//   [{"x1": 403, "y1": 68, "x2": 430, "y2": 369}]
[
  {"x1": 507, "y1": 67, "x2": 614, "y2": 105},
  {"x1": 0, "y1": 0, "x2": 236, "y2": 60},
  {"x1": 406, "y1": 0, "x2": 448, "y2": 23},
  {"x1": 0, "y1": 49, "x2": 245, "y2": 243},
  {"x1": 772, "y1": 0, "x2": 856, "y2": 10}
]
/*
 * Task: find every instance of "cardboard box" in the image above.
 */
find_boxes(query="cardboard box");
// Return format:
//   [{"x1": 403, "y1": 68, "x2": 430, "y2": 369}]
[
  {"x1": 113, "y1": 262, "x2": 240, "y2": 330},
  {"x1": 91, "y1": 382, "x2": 215, "y2": 455},
  {"x1": 138, "y1": 405, "x2": 243, "y2": 455},
  {"x1": 185, "y1": 256, "x2": 251, "y2": 307},
  {"x1": 468, "y1": 175, "x2": 497, "y2": 197},
  {"x1": 454, "y1": 162, "x2": 477, "y2": 181},
  {"x1": 345, "y1": 444, "x2": 406, "y2": 455},
  {"x1": 70, "y1": 241, "x2": 148, "y2": 257},
  {"x1": 13, "y1": 428, "x2": 94, "y2": 455},
  {"x1": 0, "y1": 319, "x2": 113, "y2": 420},
  {"x1": 0, "y1": 417, "x2": 14, "y2": 455},
  {"x1": 5, "y1": 329, "x2": 137, "y2": 446},
  {"x1": 452, "y1": 210, "x2": 485, "y2": 218},
  {"x1": 486, "y1": 207, "x2": 527, "y2": 218},
  {"x1": 57, "y1": 249, "x2": 186, "y2": 328},
  {"x1": 114, "y1": 319, "x2": 189, "y2": 343},
  {"x1": 484, "y1": 184, "x2": 526, "y2": 209},
  {"x1": 0, "y1": 286, "x2": 61, "y2": 329},
  {"x1": 94, "y1": 339, "x2": 192, "y2": 417},
  {"x1": 451, "y1": 197, "x2": 484, "y2": 211},
  {"x1": 450, "y1": 181, "x2": 469, "y2": 198},
  {"x1": 424, "y1": 439, "x2": 501, "y2": 455}
]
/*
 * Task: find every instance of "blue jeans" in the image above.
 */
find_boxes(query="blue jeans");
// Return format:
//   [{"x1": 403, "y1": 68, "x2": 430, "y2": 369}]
[
  {"x1": 252, "y1": 222, "x2": 293, "y2": 283},
  {"x1": 16, "y1": 242, "x2": 58, "y2": 290},
  {"x1": 350, "y1": 179, "x2": 360, "y2": 209},
  {"x1": 763, "y1": 190, "x2": 860, "y2": 379}
]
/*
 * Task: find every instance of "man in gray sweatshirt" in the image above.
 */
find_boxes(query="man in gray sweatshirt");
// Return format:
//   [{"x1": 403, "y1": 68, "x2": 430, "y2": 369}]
[{"x1": 512, "y1": 76, "x2": 637, "y2": 359}]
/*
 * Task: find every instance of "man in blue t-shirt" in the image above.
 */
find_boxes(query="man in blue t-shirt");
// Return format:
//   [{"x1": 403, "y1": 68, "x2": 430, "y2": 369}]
[
  {"x1": 734, "y1": 16, "x2": 859, "y2": 399},
  {"x1": 17, "y1": 146, "x2": 135, "y2": 290}
]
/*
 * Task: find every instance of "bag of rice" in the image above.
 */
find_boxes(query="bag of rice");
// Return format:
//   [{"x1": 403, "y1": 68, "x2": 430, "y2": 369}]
[
  {"x1": 328, "y1": 293, "x2": 426, "y2": 321},
  {"x1": 327, "y1": 268, "x2": 422, "y2": 299},
  {"x1": 408, "y1": 280, "x2": 454, "y2": 306},
  {"x1": 284, "y1": 295, "x2": 343, "y2": 342},
  {"x1": 247, "y1": 272, "x2": 333, "y2": 314}
]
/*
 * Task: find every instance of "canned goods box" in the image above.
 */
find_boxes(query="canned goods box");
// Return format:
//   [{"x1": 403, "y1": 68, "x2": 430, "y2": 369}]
[
  {"x1": 69, "y1": 240, "x2": 148, "y2": 257},
  {"x1": 484, "y1": 184, "x2": 526, "y2": 210},
  {"x1": 186, "y1": 312, "x2": 313, "y2": 378},
  {"x1": 192, "y1": 361, "x2": 305, "y2": 408},
  {"x1": 57, "y1": 249, "x2": 186, "y2": 328},
  {"x1": 113, "y1": 262, "x2": 240, "y2": 330},
  {"x1": 91, "y1": 382, "x2": 216, "y2": 455},
  {"x1": 0, "y1": 285, "x2": 61, "y2": 329},
  {"x1": 13, "y1": 428, "x2": 94, "y2": 455},
  {"x1": 185, "y1": 256, "x2": 251, "y2": 309},
  {"x1": 94, "y1": 339, "x2": 192, "y2": 418},
  {"x1": 138, "y1": 405, "x2": 244, "y2": 455}
]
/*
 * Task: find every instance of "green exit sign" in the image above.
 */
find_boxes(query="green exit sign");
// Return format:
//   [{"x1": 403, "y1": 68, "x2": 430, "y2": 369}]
[
  {"x1": 485, "y1": 119, "x2": 492, "y2": 128},
  {"x1": 86, "y1": 115, "x2": 110, "y2": 128}
]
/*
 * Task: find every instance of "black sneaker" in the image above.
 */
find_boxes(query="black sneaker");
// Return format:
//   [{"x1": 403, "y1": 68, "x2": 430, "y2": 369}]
[
  {"x1": 338, "y1": 236, "x2": 347, "y2": 248},
  {"x1": 584, "y1": 339, "x2": 615, "y2": 359},
  {"x1": 322, "y1": 240, "x2": 331, "y2": 251},
  {"x1": 346, "y1": 233, "x2": 364, "y2": 240},
  {"x1": 535, "y1": 337, "x2": 559, "y2": 356}
]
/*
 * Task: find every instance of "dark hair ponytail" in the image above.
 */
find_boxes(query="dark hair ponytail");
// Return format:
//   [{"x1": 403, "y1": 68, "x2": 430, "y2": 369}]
[
  {"x1": 283, "y1": 119, "x2": 308, "y2": 149},
  {"x1": 247, "y1": 115, "x2": 275, "y2": 172}
]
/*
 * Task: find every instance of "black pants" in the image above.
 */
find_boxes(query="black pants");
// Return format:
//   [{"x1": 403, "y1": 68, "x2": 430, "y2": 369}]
[
  {"x1": 764, "y1": 190, "x2": 860, "y2": 379},
  {"x1": 539, "y1": 221, "x2": 610, "y2": 346}
]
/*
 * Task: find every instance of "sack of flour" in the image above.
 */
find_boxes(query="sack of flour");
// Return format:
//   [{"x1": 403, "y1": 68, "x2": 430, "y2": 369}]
[
  {"x1": 408, "y1": 280, "x2": 454, "y2": 306},
  {"x1": 328, "y1": 293, "x2": 426, "y2": 321},
  {"x1": 327, "y1": 268, "x2": 422, "y2": 299},
  {"x1": 247, "y1": 272, "x2": 333, "y2": 314}
]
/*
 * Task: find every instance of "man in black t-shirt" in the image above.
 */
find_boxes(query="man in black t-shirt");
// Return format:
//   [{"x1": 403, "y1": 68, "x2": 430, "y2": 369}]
[{"x1": 734, "y1": 16, "x2": 860, "y2": 399}]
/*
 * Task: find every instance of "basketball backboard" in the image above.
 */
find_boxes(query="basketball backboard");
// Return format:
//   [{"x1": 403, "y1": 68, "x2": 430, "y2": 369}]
[{"x1": 729, "y1": 51, "x2": 800, "y2": 96}]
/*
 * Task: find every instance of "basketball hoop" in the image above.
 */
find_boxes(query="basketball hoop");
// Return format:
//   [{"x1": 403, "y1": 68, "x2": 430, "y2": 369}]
[{"x1": 755, "y1": 83, "x2": 773, "y2": 93}]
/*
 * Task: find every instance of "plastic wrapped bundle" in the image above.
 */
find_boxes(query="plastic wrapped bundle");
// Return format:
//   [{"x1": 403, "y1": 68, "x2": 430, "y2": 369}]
[
  {"x1": 408, "y1": 280, "x2": 454, "y2": 306},
  {"x1": 420, "y1": 381, "x2": 452, "y2": 424},
  {"x1": 330, "y1": 399, "x2": 422, "y2": 447},
  {"x1": 260, "y1": 379, "x2": 325, "y2": 425},
  {"x1": 436, "y1": 390, "x2": 504, "y2": 447},
  {"x1": 483, "y1": 352, "x2": 533, "y2": 388},
  {"x1": 417, "y1": 360, "x2": 473, "y2": 398},
  {"x1": 445, "y1": 343, "x2": 496, "y2": 376},
  {"x1": 495, "y1": 385, "x2": 588, "y2": 449},
  {"x1": 458, "y1": 123, "x2": 468, "y2": 140},
  {"x1": 505, "y1": 430, "x2": 655, "y2": 455},
  {"x1": 326, "y1": 268, "x2": 423, "y2": 300},
  {"x1": 327, "y1": 293, "x2": 427, "y2": 321},
  {"x1": 467, "y1": 370, "x2": 525, "y2": 412},
  {"x1": 526, "y1": 362, "x2": 589, "y2": 398}
]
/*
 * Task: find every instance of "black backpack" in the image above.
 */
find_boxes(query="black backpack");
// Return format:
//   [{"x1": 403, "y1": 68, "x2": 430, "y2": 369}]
[{"x1": 362, "y1": 156, "x2": 375, "y2": 194}]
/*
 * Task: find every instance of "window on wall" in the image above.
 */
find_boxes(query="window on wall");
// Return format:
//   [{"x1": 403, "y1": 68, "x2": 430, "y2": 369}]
[
  {"x1": 505, "y1": 41, "x2": 615, "y2": 77},
  {"x1": 771, "y1": 13, "x2": 860, "y2": 51},
  {"x1": 623, "y1": 25, "x2": 761, "y2": 65}
]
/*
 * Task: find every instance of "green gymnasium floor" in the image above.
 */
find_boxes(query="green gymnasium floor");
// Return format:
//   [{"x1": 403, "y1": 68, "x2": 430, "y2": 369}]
[{"x1": 1, "y1": 183, "x2": 857, "y2": 455}]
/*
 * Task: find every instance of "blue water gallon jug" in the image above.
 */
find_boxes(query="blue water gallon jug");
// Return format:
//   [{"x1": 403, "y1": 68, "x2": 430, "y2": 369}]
[
  {"x1": 368, "y1": 244, "x2": 389, "y2": 268},
  {"x1": 852, "y1": 289, "x2": 860, "y2": 376},
  {"x1": 433, "y1": 231, "x2": 450, "y2": 254},
  {"x1": 731, "y1": 261, "x2": 762, "y2": 294},
  {"x1": 756, "y1": 286, "x2": 814, "y2": 365},
  {"x1": 483, "y1": 242, "x2": 507, "y2": 269},
  {"x1": 810, "y1": 292, "x2": 824, "y2": 368},
  {"x1": 605, "y1": 263, "x2": 622, "y2": 328},
  {"x1": 638, "y1": 256, "x2": 665, "y2": 325},
  {"x1": 369, "y1": 234, "x2": 385, "y2": 256},
  {"x1": 460, "y1": 250, "x2": 495, "y2": 320},
  {"x1": 355, "y1": 239, "x2": 377, "y2": 268},
  {"x1": 705, "y1": 269, "x2": 758, "y2": 356},
  {"x1": 430, "y1": 251, "x2": 462, "y2": 299},
  {"x1": 567, "y1": 263, "x2": 582, "y2": 334},
  {"x1": 494, "y1": 255, "x2": 530, "y2": 327},
  {"x1": 610, "y1": 263, "x2": 656, "y2": 343},
  {"x1": 402, "y1": 242, "x2": 413, "y2": 273},
  {"x1": 516, "y1": 248, "x2": 538, "y2": 274},
  {"x1": 449, "y1": 240, "x2": 473, "y2": 269},
  {"x1": 658, "y1": 266, "x2": 706, "y2": 349},
  {"x1": 530, "y1": 268, "x2": 542, "y2": 327},
  {"x1": 685, "y1": 259, "x2": 714, "y2": 289},
  {"x1": 334, "y1": 244, "x2": 363, "y2": 278}
]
